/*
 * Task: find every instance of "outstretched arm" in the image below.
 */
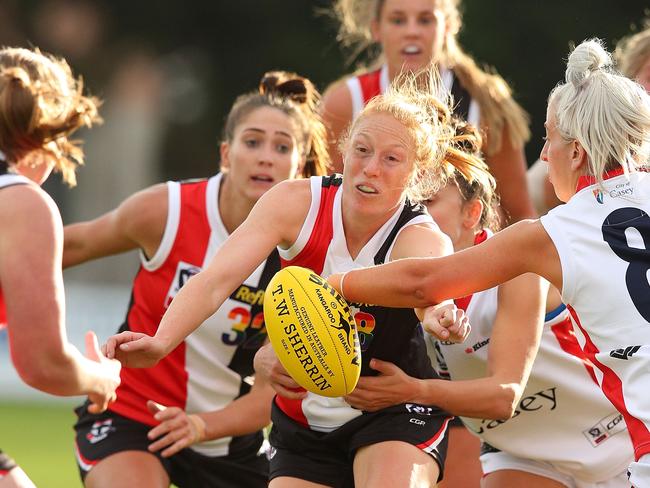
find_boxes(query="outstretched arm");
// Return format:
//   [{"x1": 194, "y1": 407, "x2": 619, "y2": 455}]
[
  {"x1": 0, "y1": 185, "x2": 121, "y2": 411},
  {"x1": 105, "y1": 179, "x2": 312, "y2": 367},
  {"x1": 389, "y1": 222, "x2": 469, "y2": 342},
  {"x1": 331, "y1": 219, "x2": 561, "y2": 309},
  {"x1": 345, "y1": 273, "x2": 547, "y2": 420},
  {"x1": 63, "y1": 183, "x2": 168, "y2": 267}
]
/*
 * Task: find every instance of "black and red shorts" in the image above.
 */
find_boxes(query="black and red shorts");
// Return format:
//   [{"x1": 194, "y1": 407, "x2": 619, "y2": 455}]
[
  {"x1": 268, "y1": 400, "x2": 452, "y2": 488},
  {"x1": 73, "y1": 403, "x2": 268, "y2": 488}
]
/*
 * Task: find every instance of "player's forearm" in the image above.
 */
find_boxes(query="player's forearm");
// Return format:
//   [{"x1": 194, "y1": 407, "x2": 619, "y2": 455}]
[
  {"x1": 155, "y1": 272, "x2": 230, "y2": 356},
  {"x1": 414, "y1": 377, "x2": 523, "y2": 421},
  {"x1": 332, "y1": 258, "x2": 440, "y2": 308},
  {"x1": 200, "y1": 384, "x2": 274, "y2": 440},
  {"x1": 15, "y1": 343, "x2": 104, "y2": 396}
]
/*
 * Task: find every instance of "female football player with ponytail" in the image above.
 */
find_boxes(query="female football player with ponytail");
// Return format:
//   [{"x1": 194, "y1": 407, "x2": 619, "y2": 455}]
[
  {"x1": 103, "y1": 69, "x2": 478, "y2": 487},
  {"x1": 65, "y1": 71, "x2": 329, "y2": 488}
]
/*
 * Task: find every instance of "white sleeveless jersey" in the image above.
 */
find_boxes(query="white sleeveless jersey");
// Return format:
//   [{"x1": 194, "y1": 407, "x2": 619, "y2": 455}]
[
  {"x1": 434, "y1": 280, "x2": 633, "y2": 482},
  {"x1": 0, "y1": 173, "x2": 30, "y2": 190},
  {"x1": 278, "y1": 176, "x2": 434, "y2": 432},
  {"x1": 540, "y1": 170, "x2": 650, "y2": 463}
]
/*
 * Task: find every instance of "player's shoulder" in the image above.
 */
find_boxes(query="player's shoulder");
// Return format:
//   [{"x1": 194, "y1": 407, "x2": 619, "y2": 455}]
[
  {"x1": 274, "y1": 177, "x2": 313, "y2": 195},
  {"x1": 0, "y1": 183, "x2": 61, "y2": 251},
  {"x1": 259, "y1": 179, "x2": 314, "y2": 218},
  {"x1": 392, "y1": 222, "x2": 452, "y2": 260},
  {"x1": 113, "y1": 182, "x2": 169, "y2": 230},
  {"x1": 0, "y1": 182, "x2": 57, "y2": 222}
]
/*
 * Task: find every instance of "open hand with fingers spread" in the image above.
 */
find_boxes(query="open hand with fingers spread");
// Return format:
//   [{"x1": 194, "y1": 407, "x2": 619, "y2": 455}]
[
  {"x1": 85, "y1": 331, "x2": 121, "y2": 414},
  {"x1": 102, "y1": 331, "x2": 168, "y2": 368},
  {"x1": 253, "y1": 343, "x2": 307, "y2": 400},
  {"x1": 146, "y1": 401, "x2": 207, "y2": 457},
  {"x1": 420, "y1": 303, "x2": 470, "y2": 343}
]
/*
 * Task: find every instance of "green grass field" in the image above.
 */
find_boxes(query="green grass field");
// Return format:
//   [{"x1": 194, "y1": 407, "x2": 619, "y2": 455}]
[{"x1": 0, "y1": 401, "x2": 82, "y2": 488}]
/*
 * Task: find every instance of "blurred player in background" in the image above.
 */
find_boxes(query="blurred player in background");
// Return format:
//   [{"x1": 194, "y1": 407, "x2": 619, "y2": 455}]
[{"x1": 323, "y1": 0, "x2": 536, "y2": 223}]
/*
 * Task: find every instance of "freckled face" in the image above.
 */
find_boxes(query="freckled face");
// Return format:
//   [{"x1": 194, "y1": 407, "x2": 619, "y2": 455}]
[{"x1": 342, "y1": 112, "x2": 415, "y2": 218}]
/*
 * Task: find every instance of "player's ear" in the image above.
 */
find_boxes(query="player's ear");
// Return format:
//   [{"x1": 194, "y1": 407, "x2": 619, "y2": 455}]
[
  {"x1": 220, "y1": 142, "x2": 231, "y2": 172},
  {"x1": 370, "y1": 19, "x2": 381, "y2": 43},
  {"x1": 570, "y1": 140, "x2": 588, "y2": 173},
  {"x1": 462, "y1": 199, "x2": 483, "y2": 230}
]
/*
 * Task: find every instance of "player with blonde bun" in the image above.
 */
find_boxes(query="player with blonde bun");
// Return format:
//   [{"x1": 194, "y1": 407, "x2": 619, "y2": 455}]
[
  {"x1": 323, "y1": 0, "x2": 535, "y2": 223},
  {"x1": 347, "y1": 118, "x2": 635, "y2": 488},
  {"x1": 328, "y1": 38, "x2": 650, "y2": 488},
  {"x1": 102, "y1": 69, "x2": 477, "y2": 488},
  {"x1": 65, "y1": 71, "x2": 329, "y2": 488},
  {"x1": 0, "y1": 47, "x2": 121, "y2": 488},
  {"x1": 530, "y1": 22, "x2": 650, "y2": 216}
]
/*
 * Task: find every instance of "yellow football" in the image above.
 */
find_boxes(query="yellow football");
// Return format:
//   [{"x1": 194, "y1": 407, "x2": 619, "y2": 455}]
[{"x1": 263, "y1": 266, "x2": 361, "y2": 397}]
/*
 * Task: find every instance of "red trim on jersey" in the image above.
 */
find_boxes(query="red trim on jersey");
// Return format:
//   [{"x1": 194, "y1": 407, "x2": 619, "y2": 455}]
[
  {"x1": 567, "y1": 305, "x2": 650, "y2": 460},
  {"x1": 277, "y1": 180, "x2": 340, "y2": 424},
  {"x1": 0, "y1": 469, "x2": 10, "y2": 477},
  {"x1": 550, "y1": 315, "x2": 598, "y2": 385},
  {"x1": 280, "y1": 183, "x2": 339, "y2": 275},
  {"x1": 575, "y1": 168, "x2": 627, "y2": 192},
  {"x1": 454, "y1": 231, "x2": 488, "y2": 311},
  {"x1": 274, "y1": 395, "x2": 309, "y2": 428},
  {"x1": 110, "y1": 180, "x2": 212, "y2": 426},
  {"x1": 416, "y1": 416, "x2": 453, "y2": 452},
  {"x1": 357, "y1": 67, "x2": 382, "y2": 105},
  {"x1": 576, "y1": 166, "x2": 649, "y2": 192}
]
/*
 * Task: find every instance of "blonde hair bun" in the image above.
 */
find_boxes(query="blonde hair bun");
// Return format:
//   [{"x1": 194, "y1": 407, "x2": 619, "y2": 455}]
[{"x1": 566, "y1": 38, "x2": 612, "y2": 88}]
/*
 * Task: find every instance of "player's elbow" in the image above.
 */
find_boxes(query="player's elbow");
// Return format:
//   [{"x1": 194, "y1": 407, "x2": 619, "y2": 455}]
[
  {"x1": 14, "y1": 359, "x2": 57, "y2": 392},
  {"x1": 13, "y1": 348, "x2": 77, "y2": 395},
  {"x1": 411, "y1": 265, "x2": 443, "y2": 307},
  {"x1": 489, "y1": 383, "x2": 523, "y2": 420}
]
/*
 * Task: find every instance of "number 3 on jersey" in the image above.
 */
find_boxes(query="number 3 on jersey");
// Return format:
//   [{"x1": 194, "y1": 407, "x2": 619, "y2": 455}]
[{"x1": 602, "y1": 208, "x2": 650, "y2": 322}]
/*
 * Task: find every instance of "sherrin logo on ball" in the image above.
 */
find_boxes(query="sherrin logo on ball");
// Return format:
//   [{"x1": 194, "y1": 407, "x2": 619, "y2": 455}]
[{"x1": 263, "y1": 266, "x2": 361, "y2": 397}]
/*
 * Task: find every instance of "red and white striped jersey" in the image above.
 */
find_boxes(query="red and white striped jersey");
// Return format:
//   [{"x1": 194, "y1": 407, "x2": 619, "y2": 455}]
[
  {"x1": 540, "y1": 169, "x2": 650, "y2": 462},
  {"x1": 276, "y1": 175, "x2": 443, "y2": 432},
  {"x1": 345, "y1": 64, "x2": 480, "y2": 126},
  {"x1": 433, "y1": 230, "x2": 633, "y2": 482},
  {"x1": 109, "y1": 173, "x2": 277, "y2": 457}
]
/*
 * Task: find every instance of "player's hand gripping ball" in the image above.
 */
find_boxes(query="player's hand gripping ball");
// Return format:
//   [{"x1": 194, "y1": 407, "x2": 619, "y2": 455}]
[{"x1": 263, "y1": 266, "x2": 361, "y2": 397}]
